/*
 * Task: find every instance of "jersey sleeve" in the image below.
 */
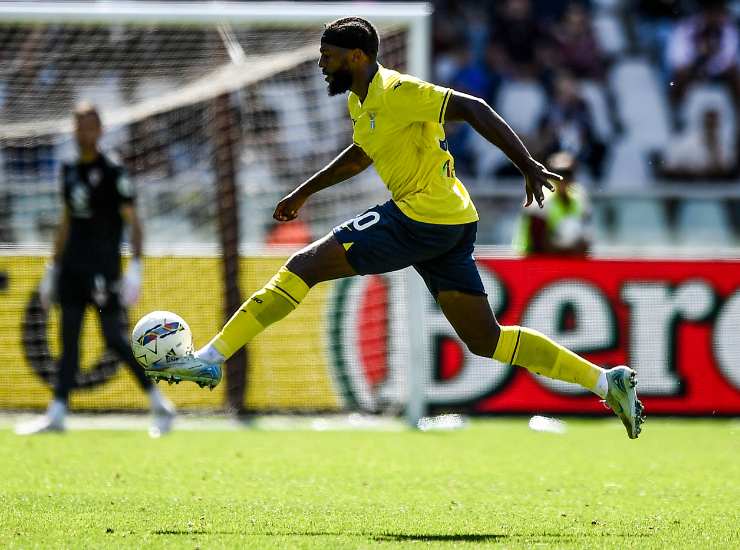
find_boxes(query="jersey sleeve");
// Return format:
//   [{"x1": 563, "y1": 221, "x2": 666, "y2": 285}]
[
  {"x1": 114, "y1": 165, "x2": 136, "y2": 205},
  {"x1": 59, "y1": 163, "x2": 69, "y2": 202},
  {"x1": 384, "y1": 77, "x2": 452, "y2": 124}
]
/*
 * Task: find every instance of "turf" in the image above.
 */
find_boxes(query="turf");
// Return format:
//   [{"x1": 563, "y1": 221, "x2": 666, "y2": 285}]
[{"x1": 1, "y1": 418, "x2": 738, "y2": 549}]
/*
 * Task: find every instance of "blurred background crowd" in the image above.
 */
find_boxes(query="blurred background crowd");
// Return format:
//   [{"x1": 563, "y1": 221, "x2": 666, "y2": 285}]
[
  {"x1": 0, "y1": 0, "x2": 739, "y2": 250},
  {"x1": 432, "y1": 0, "x2": 740, "y2": 251},
  {"x1": 433, "y1": 0, "x2": 739, "y2": 183}
]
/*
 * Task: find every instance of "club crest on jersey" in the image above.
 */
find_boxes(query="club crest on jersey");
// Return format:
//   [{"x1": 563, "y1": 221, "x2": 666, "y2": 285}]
[
  {"x1": 137, "y1": 322, "x2": 183, "y2": 348},
  {"x1": 88, "y1": 168, "x2": 102, "y2": 187},
  {"x1": 369, "y1": 113, "x2": 376, "y2": 130}
]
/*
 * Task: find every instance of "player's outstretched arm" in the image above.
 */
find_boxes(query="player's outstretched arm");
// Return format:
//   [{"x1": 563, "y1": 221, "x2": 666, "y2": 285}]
[
  {"x1": 274, "y1": 144, "x2": 372, "y2": 221},
  {"x1": 121, "y1": 204, "x2": 143, "y2": 259},
  {"x1": 120, "y1": 204, "x2": 144, "y2": 306},
  {"x1": 445, "y1": 92, "x2": 560, "y2": 208}
]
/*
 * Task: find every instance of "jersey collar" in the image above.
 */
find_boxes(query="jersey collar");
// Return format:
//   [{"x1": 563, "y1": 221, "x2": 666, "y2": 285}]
[{"x1": 357, "y1": 64, "x2": 384, "y2": 108}]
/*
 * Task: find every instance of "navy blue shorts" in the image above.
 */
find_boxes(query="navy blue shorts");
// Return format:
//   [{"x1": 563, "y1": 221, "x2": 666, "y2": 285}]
[{"x1": 332, "y1": 200, "x2": 485, "y2": 297}]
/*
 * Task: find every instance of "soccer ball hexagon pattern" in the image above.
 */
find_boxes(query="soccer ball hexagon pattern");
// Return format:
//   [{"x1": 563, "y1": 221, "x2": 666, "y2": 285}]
[{"x1": 131, "y1": 311, "x2": 194, "y2": 368}]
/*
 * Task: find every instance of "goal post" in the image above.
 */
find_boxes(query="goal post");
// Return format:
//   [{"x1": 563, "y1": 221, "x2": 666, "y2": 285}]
[
  {"x1": 0, "y1": 2, "x2": 431, "y2": 77},
  {"x1": 0, "y1": 1, "x2": 431, "y2": 425}
]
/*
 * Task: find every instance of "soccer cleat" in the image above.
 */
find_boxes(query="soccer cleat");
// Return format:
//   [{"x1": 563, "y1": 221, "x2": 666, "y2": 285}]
[
  {"x1": 603, "y1": 365, "x2": 645, "y2": 439},
  {"x1": 14, "y1": 415, "x2": 65, "y2": 436},
  {"x1": 149, "y1": 400, "x2": 176, "y2": 439},
  {"x1": 145, "y1": 353, "x2": 222, "y2": 390}
]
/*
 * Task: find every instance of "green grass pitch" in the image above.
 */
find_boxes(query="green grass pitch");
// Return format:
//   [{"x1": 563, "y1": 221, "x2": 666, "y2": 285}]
[{"x1": 1, "y1": 418, "x2": 738, "y2": 549}]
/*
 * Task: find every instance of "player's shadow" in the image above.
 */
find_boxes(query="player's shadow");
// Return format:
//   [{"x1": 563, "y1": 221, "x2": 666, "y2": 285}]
[
  {"x1": 152, "y1": 530, "x2": 216, "y2": 535},
  {"x1": 151, "y1": 530, "x2": 505, "y2": 540},
  {"x1": 374, "y1": 533, "x2": 507, "y2": 543},
  {"x1": 376, "y1": 533, "x2": 654, "y2": 543}
]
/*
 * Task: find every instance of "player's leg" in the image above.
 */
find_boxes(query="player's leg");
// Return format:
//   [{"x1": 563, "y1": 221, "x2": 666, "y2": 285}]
[
  {"x1": 196, "y1": 231, "x2": 356, "y2": 364},
  {"x1": 98, "y1": 294, "x2": 175, "y2": 437},
  {"x1": 197, "y1": 201, "x2": 437, "y2": 367},
  {"x1": 16, "y1": 299, "x2": 85, "y2": 435},
  {"x1": 416, "y1": 221, "x2": 644, "y2": 438},
  {"x1": 165, "y1": 200, "x2": 463, "y2": 388},
  {"x1": 437, "y1": 290, "x2": 607, "y2": 390},
  {"x1": 149, "y1": 226, "x2": 358, "y2": 386},
  {"x1": 54, "y1": 300, "x2": 87, "y2": 407},
  {"x1": 436, "y1": 290, "x2": 644, "y2": 439}
]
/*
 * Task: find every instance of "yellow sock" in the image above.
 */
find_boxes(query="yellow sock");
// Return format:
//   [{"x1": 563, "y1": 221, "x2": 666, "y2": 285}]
[
  {"x1": 492, "y1": 326, "x2": 603, "y2": 392},
  {"x1": 208, "y1": 267, "x2": 309, "y2": 360}
]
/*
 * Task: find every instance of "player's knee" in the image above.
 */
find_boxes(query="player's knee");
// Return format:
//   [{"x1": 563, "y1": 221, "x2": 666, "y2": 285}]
[
  {"x1": 284, "y1": 251, "x2": 316, "y2": 287},
  {"x1": 285, "y1": 250, "x2": 306, "y2": 271},
  {"x1": 463, "y1": 336, "x2": 497, "y2": 358}
]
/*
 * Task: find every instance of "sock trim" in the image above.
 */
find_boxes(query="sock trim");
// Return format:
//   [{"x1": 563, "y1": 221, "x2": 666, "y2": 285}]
[
  {"x1": 510, "y1": 329, "x2": 521, "y2": 365},
  {"x1": 273, "y1": 284, "x2": 300, "y2": 305}
]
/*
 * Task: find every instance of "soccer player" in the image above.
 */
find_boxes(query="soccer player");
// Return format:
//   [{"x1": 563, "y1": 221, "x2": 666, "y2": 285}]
[
  {"x1": 154, "y1": 18, "x2": 645, "y2": 438},
  {"x1": 15, "y1": 102, "x2": 175, "y2": 437}
]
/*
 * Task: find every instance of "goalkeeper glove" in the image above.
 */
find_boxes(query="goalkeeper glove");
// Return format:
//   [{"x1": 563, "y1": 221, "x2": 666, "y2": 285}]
[
  {"x1": 121, "y1": 258, "x2": 142, "y2": 306},
  {"x1": 38, "y1": 263, "x2": 58, "y2": 310}
]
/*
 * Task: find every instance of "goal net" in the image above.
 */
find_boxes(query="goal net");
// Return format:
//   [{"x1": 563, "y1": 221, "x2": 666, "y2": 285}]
[{"x1": 0, "y1": 1, "x2": 431, "y2": 419}]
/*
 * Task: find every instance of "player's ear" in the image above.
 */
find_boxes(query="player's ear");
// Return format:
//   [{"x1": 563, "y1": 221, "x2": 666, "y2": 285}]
[{"x1": 350, "y1": 48, "x2": 365, "y2": 64}]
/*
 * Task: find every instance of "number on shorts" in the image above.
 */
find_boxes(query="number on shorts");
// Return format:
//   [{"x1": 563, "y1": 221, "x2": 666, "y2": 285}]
[{"x1": 352, "y1": 211, "x2": 380, "y2": 231}]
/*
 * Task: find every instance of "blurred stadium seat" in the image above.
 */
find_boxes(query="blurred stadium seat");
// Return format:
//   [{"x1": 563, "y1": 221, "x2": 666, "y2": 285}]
[
  {"x1": 496, "y1": 80, "x2": 546, "y2": 135},
  {"x1": 676, "y1": 199, "x2": 734, "y2": 246},
  {"x1": 581, "y1": 80, "x2": 614, "y2": 141},
  {"x1": 613, "y1": 59, "x2": 671, "y2": 148},
  {"x1": 612, "y1": 197, "x2": 671, "y2": 245},
  {"x1": 604, "y1": 140, "x2": 652, "y2": 190},
  {"x1": 592, "y1": 8, "x2": 627, "y2": 55},
  {"x1": 590, "y1": 200, "x2": 612, "y2": 245},
  {"x1": 683, "y1": 85, "x2": 737, "y2": 146}
]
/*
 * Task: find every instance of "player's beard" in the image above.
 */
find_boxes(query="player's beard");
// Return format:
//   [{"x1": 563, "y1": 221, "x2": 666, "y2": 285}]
[{"x1": 327, "y1": 67, "x2": 353, "y2": 96}]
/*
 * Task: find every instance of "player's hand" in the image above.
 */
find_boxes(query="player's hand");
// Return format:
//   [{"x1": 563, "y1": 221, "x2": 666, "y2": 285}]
[
  {"x1": 38, "y1": 263, "x2": 58, "y2": 310},
  {"x1": 273, "y1": 190, "x2": 308, "y2": 222},
  {"x1": 121, "y1": 258, "x2": 142, "y2": 306},
  {"x1": 522, "y1": 159, "x2": 560, "y2": 208}
]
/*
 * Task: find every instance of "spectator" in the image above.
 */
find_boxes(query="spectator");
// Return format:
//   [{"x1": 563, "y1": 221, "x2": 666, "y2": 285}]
[
  {"x1": 533, "y1": 72, "x2": 608, "y2": 180},
  {"x1": 550, "y1": 2, "x2": 624, "y2": 135},
  {"x1": 632, "y1": 0, "x2": 690, "y2": 66},
  {"x1": 652, "y1": 106, "x2": 738, "y2": 180},
  {"x1": 514, "y1": 151, "x2": 592, "y2": 256},
  {"x1": 441, "y1": 46, "x2": 504, "y2": 174},
  {"x1": 666, "y1": 0, "x2": 740, "y2": 131},
  {"x1": 448, "y1": 46, "x2": 500, "y2": 102},
  {"x1": 432, "y1": 1, "x2": 475, "y2": 83},
  {"x1": 488, "y1": 0, "x2": 554, "y2": 81},
  {"x1": 533, "y1": 0, "x2": 591, "y2": 25}
]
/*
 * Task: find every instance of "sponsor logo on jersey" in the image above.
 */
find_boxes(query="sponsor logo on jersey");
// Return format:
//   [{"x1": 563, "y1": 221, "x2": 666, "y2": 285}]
[{"x1": 88, "y1": 168, "x2": 102, "y2": 187}]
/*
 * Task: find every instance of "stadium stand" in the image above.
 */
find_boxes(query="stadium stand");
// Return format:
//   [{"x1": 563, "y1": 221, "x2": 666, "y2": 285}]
[{"x1": 0, "y1": 0, "x2": 739, "y2": 247}]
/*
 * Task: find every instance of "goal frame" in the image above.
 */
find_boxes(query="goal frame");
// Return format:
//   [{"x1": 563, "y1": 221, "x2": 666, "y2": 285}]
[{"x1": 0, "y1": 0, "x2": 432, "y2": 427}]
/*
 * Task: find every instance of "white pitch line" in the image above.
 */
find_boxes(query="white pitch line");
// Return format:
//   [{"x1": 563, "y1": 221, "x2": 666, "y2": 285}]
[{"x1": 0, "y1": 413, "x2": 407, "y2": 432}]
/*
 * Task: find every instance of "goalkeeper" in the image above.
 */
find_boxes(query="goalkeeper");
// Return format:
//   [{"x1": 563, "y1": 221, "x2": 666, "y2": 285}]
[
  {"x1": 16, "y1": 102, "x2": 175, "y2": 437},
  {"x1": 157, "y1": 18, "x2": 644, "y2": 438}
]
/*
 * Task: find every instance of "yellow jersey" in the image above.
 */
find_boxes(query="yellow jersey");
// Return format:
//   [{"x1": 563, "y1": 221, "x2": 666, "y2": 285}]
[{"x1": 348, "y1": 65, "x2": 479, "y2": 225}]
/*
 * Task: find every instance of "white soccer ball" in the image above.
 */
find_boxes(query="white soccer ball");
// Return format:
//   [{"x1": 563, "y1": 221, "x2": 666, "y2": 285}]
[{"x1": 131, "y1": 311, "x2": 193, "y2": 368}]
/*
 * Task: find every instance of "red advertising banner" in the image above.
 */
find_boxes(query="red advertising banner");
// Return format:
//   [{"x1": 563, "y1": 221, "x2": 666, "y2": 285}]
[
  {"x1": 467, "y1": 258, "x2": 740, "y2": 415},
  {"x1": 332, "y1": 257, "x2": 740, "y2": 416}
]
